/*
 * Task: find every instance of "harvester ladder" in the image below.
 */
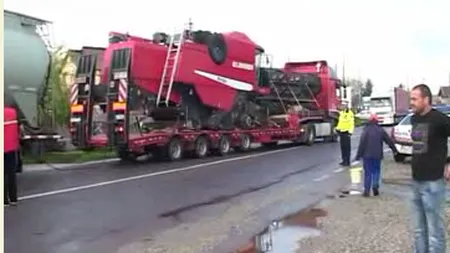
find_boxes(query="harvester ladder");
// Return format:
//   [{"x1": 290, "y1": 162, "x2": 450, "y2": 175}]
[{"x1": 156, "y1": 30, "x2": 185, "y2": 107}]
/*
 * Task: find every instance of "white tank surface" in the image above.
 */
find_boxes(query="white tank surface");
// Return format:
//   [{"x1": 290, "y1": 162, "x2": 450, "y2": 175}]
[{"x1": 4, "y1": 10, "x2": 51, "y2": 128}]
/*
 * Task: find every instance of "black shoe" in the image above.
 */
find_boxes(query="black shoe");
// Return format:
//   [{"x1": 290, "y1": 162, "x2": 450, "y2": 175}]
[
  {"x1": 362, "y1": 192, "x2": 370, "y2": 197},
  {"x1": 373, "y1": 188, "x2": 379, "y2": 196}
]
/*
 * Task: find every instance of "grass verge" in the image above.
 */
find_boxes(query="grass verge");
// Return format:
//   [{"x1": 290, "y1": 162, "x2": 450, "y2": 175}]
[{"x1": 23, "y1": 148, "x2": 117, "y2": 165}]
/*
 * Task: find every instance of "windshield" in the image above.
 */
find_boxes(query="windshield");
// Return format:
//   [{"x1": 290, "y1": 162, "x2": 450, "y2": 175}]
[{"x1": 370, "y1": 98, "x2": 392, "y2": 108}]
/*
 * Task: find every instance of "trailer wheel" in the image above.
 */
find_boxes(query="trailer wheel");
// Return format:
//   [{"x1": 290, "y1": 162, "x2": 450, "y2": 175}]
[
  {"x1": 166, "y1": 138, "x2": 183, "y2": 161},
  {"x1": 304, "y1": 125, "x2": 316, "y2": 146},
  {"x1": 216, "y1": 135, "x2": 231, "y2": 156},
  {"x1": 194, "y1": 136, "x2": 209, "y2": 158},
  {"x1": 236, "y1": 134, "x2": 251, "y2": 152}
]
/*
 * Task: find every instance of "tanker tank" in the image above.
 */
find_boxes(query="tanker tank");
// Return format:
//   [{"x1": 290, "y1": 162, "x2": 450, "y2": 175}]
[{"x1": 4, "y1": 10, "x2": 51, "y2": 130}]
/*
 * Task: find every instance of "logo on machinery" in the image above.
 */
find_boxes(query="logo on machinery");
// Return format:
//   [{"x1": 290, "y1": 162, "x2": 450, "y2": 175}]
[{"x1": 232, "y1": 61, "x2": 254, "y2": 71}]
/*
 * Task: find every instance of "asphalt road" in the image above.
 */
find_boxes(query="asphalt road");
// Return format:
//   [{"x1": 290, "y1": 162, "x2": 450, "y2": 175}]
[{"x1": 5, "y1": 128, "x2": 368, "y2": 253}]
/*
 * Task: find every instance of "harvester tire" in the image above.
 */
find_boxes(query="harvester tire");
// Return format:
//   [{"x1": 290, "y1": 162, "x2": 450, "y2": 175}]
[
  {"x1": 194, "y1": 136, "x2": 209, "y2": 158},
  {"x1": 235, "y1": 134, "x2": 251, "y2": 152},
  {"x1": 207, "y1": 33, "x2": 227, "y2": 65},
  {"x1": 165, "y1": 137, "x2": 183, "y2": 161},
  {"x1": 216, "y1": 135, "x2": 231, "y2": 156}
]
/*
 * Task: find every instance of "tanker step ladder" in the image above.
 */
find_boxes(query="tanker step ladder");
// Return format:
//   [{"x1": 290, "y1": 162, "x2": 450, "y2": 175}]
[{"x1": 155, "y1": 30, "x2": 185, "y2": 107}]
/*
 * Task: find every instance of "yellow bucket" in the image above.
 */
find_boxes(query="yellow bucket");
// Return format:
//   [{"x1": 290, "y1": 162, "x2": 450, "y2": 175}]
[{"x1": 350, "y1": 166, "x2": 363, "y2": 184}]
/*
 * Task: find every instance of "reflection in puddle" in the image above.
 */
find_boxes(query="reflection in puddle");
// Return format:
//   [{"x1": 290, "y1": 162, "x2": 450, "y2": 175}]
[{"x1": 235, "y1": 208, "x2": 327, "y2": 253}]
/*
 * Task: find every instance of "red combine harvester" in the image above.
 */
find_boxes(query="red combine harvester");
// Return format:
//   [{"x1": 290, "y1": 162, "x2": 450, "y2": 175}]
[{"x1": 73, "y1": 24, "x2": 344, "y2": 161}]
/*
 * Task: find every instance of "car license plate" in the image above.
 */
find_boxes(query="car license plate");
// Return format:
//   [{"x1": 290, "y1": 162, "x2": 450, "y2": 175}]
[{"x1": 400, "y1": 145, "x2": 412, "y2": 155}]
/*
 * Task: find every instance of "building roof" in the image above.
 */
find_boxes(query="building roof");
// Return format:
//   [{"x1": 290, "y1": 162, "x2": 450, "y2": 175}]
[{"x1": 438, "y1": 86, "x2": 450, "y2": 98}]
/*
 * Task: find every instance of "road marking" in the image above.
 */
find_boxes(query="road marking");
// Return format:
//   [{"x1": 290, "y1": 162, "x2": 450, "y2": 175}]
[
  {"x1": 19, "y1": 146, "x2": 303, "y2": 201},
  {"x1": 333, "y1": 168, "x2": 344, "y2": 173},
  {"x1": 313, "y1": 174, "x2": 330, "y2": 182}
]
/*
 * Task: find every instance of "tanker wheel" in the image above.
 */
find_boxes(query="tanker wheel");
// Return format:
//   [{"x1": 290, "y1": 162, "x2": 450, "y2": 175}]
[
  {"x1": 235, "y1": 134, "x2": 251, "y2": 152},
  {"x1": 194, "y1": 136, "x2": 209, "y2": 158},
  {"x1": 165, "y1": 138, "x2": 183, "y2": 161},
  {"x1": 216, "y1": 135, "x2": 231, "y2": 156}
]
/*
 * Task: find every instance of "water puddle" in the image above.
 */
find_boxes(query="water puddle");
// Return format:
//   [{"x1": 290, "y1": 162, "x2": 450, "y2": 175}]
[{"x1": 235, "y1": 208, "x2": 327, "y2": 253}]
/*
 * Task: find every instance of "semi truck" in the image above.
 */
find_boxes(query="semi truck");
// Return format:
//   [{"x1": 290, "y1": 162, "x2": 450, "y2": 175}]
[
  {"x1": 70, "y1": 25, "x2": 345, "y2": 161},
  {"x1": 370, "y1": 87, "x2": 409, "y2": 125},
  {"x1": 4, "y1": 10, "x2": 61, "y2": 169}
]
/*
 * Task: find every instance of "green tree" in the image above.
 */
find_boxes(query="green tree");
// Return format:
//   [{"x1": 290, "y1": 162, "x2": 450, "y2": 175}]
[
  {"x1": 362, "y1": 79, "x2": 373, "y2": 96},
  {"x1": 39, "y1": 46, "x2": 71, "y2": 127}
]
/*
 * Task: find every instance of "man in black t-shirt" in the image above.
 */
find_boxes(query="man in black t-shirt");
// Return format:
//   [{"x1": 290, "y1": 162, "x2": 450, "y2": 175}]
[{"x1": 409, "y1": 84, "x2": 450, "y2": 253}]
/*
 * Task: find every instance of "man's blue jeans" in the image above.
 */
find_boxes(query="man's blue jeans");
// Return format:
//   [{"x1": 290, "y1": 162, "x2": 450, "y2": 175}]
[
  {"x1": 363, "y1": 158, "x2": 381, "y2": 192},
  {"x1": 411, "y1": 179, "x2": 446, "y2": 253}
]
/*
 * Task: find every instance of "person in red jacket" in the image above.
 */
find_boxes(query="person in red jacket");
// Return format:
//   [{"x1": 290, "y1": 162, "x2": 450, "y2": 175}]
[{"x1": 4, "y1": 108, "x2": 19, "y2": 206}]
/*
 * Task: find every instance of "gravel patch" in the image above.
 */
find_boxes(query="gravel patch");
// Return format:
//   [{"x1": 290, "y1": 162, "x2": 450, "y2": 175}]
[
  {"x1": 381, "y1": 159, "x2": 412, "y2": 186},
  {"x1": 297, "y1": 159, "x2": 450, "y2": 253}
]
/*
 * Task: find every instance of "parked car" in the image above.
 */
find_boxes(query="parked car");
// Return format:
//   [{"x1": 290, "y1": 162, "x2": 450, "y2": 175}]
[{"x1": 391, "y1": 105, "x2": 450, "y2": 162}]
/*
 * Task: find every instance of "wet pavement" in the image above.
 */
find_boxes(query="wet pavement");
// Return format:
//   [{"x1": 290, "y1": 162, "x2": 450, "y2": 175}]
[
  {"x1": 5, "y1": 129, "x2": 364, "y2": 253},
  {"x1": 235, "y1": 208, "x2": 327, "y2": 253}
]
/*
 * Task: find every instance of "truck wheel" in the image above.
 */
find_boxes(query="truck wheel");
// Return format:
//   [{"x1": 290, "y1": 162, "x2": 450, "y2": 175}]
[
  {"x1": 207, "y1": 33, "x2": 227, "y2": 65},
  {"x1": 117, "y1": 148, "x2": 137, "y2": 162},
  {"x1": 305, "y1": 125, "x2": 316, "y2": 146},
  {"x1": 236, "y1": 134, "x2": 251, "y2": 152},
  {"x1": 216, "y1": 135, "x2": 231, "y2": 156},
  {"x1": 324, "y1": 130, "x2": 338, "y2": 143},
  {"x1": 165, "y1": 138, "x2": 183, "y2": 161},
  {"x1": 194, "y1": 136, "x2": 209, "y2": 158}
]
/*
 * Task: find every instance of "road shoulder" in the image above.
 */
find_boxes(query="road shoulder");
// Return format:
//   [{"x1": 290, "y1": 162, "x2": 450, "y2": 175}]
[{"x1": 296, "y1": 159, "x2": 450, "y2": 253}]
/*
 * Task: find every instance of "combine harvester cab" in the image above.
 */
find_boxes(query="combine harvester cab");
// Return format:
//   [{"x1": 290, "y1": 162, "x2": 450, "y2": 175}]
[
  {"x1": 69, "y1": 48, "x2": 108, "y2": 149},
  {"x1": 265, "y1": 60, "x2": 342, "y2": 143}
]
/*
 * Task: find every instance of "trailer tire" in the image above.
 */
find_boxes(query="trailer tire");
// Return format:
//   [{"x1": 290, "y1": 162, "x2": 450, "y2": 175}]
[
  {"x1": 207, "y1": 33, "x2": 227, "y2": 65},
  {"x1": 216, "y1": 135, "x2": 231, "y2": 156},
  {"x1": 236, "y1": 134, "x2": 251, "y2": 152},
  {"x1": 165, "y1": 137, "x2": 183, "y2": 161},
  {"x1": 304, "y1": 124, "x2": 316, "y2": 146},
  {"x1": 194, "y1": 136, "x2": 209, "y2": 158}
]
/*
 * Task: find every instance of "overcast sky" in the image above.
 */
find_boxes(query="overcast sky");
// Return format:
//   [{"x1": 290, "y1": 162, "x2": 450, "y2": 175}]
[{"x1": 5, "y1": 0, "x2": 450, "y2": 93}]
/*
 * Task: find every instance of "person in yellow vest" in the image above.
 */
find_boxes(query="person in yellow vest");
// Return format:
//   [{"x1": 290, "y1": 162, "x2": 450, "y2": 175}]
[{"x1": 335, "y1": 102, "x2": 355, "y2": 166}]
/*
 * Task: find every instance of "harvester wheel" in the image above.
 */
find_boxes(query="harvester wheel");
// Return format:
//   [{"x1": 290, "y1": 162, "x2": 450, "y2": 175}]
[
  {"x1": 207, "y1": 33, "x2": 227, "y2": 65},
  {"x1": 165, "y1": 138, "x2": 183, "y2": 161},
  {"x1": 194, "y1": 136, "x2": 209, "y2": 158},
  {"x1": 235, "y1": 134, "x2": 251, "y2": 152},
  {"x1": 216, "y1": 135, "x2": 231, "y2": 156},
  {"x1": 240, "y1": 114, "x2": 254, "y2": 129}
]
